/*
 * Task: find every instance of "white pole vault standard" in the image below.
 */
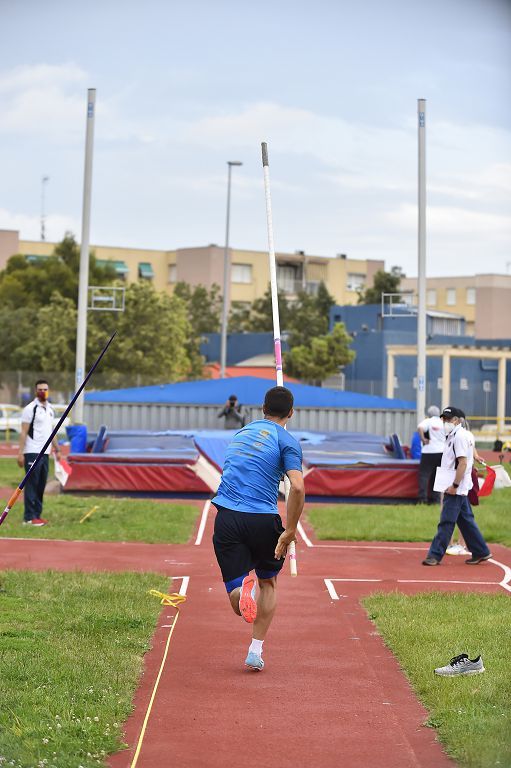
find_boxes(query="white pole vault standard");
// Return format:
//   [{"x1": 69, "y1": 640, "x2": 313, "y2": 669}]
[
  {"x1": 417, "y1": 98, "x2": 427, "y2": 424},
  {"x1": 261, "y1": 141, "x2": 297, "y2": 577}
]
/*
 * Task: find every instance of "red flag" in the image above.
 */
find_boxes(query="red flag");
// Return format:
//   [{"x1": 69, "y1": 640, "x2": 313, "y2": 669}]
[{"x1": 478, "y1": 465, "x2": 496, "y2": 497}]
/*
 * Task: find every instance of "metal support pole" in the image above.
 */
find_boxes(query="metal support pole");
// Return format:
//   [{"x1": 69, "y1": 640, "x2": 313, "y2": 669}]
[
  {"x1": 220, "y1": 160, "x2": 242, "y2": 378},
  {"x1": 41, "y1": 176, "x2": 49, "y2": 241},
  {"x1": 74, "y1": 88, "x2": 96, "y2": 424},
  {"x1": 417, "y1": 98, "x2": 427, "y2": 422},
  {"x1": 497, "y1": 356, "x2": 506, "y2": 436}
]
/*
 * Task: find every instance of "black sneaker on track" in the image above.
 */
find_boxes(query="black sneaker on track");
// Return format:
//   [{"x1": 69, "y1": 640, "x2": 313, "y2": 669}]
[{"x1": 465, "y1": 553, "x2": 491, "y2": 564}]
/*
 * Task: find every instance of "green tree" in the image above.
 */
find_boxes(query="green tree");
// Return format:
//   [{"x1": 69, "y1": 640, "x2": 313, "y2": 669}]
[
  {"x1": 234, "y1": 285, "x2": 292, "y2": 333},
  {"x1": 358, "y1": 269, "x2": 402, "y2": 305},
  {"x1": 89, "y1": 282, "x2": 201, "y2": 385},
  {"x1": 286, "y1": 282, "x2": 336, "y2": 347},
  {"x1": 0, "y1": 233, "x2": 116, "y2": 310},
  {"x1": 284, "y1": 323, "x2": 355, "y2": 385},
  {"x1": 173, "y1": 282, "x2": 222, "y2": 334}
]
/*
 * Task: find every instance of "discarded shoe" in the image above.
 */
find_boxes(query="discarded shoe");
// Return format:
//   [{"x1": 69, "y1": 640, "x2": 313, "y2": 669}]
[{"x1": 434, "y1": 653, "x2": 485, "y2": 676}]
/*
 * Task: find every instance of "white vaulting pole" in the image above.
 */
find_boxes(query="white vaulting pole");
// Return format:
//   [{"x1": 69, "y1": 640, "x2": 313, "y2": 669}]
[
  {"x1": 261, "y1": 142, "x2": 297, "y2": 577},
  {"x1": 417, "y1": 98, "x2": 427, "y2": 425},
  {"x1": 75, "y1": 88, "x2": 96, "y2": 424}
]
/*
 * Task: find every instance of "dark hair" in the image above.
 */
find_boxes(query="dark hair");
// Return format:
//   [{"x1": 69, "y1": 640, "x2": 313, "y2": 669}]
[
  {"x1": 263, "y1": 386, "x2": 294, "y2": 418},
  {"x1": 35, "y1": 379, "x2": 49, "y2": 388}
]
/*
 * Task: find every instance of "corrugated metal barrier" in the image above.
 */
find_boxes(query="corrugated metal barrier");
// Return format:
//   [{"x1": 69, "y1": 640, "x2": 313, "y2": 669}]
[{"x1": 84, "y1": 402, "x2": 417, "y2": 442}]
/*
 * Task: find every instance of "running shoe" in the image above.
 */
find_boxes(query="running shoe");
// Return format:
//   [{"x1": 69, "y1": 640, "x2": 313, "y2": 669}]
[
  {"x1": 434, "y1": 653, "x2": 484, "y2": 676},
  {"x1": 465, "y1": 553, "x2": 492, "y2": 564},
  {"x1": 422, "y1": 557, "x2": 440, "y2": 566},
  {"x1": 245, "y1": 651, "x2": 264, "y2": 671},
  {"x1": 22, "y1": 519, "x2": 47, "y2": 526},
  {"x1": 239, "y1": 574, "x2": 257, "y2": 624}
]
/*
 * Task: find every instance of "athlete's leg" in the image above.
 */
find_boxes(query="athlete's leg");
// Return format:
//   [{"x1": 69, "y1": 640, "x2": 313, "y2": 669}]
[{"x1": 252, "y1": 576, "x2": 277, "y2": 641}]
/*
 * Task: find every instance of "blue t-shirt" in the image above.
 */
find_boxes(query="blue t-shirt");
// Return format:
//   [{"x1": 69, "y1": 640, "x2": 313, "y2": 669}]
[{"x1": 212, "y1": 419, "x2": 303, "y2": 514}]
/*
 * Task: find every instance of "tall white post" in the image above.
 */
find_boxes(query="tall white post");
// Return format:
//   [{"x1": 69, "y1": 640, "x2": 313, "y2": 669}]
[
  {"x1": 417, "y1": 99, "x2": 427, "y2": 423},
  {"x1": 74, "y1": 88, "x2": 96, "y2": 424},
  {"x1": 220, "y1": 160, "x2": 242, "y2": 378}
]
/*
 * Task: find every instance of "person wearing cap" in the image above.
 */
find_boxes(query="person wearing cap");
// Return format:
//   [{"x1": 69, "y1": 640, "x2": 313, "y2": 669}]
[
  {"x1": 422, "y1": 406, "x2": 491, "y2": 566},
  {"x1": 217, "y1": 394, "x2": 246, "y2": 430},
  {"x1": 416, "y1": 405, "x2": 445, "y2": 504}
]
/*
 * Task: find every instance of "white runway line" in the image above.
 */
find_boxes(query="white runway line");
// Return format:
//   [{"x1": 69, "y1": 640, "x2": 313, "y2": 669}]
[
  {"x1": 397, "y1": 579, "x2": 499, "y2": 585},
  {"x1": 324, "y1": 579, "x2": 341, "y2": 600},
  {"x1": 315, "y1": 543, "x2": 427, "y2": 551},
  {"x1": 297, "y1": 520, "x2": 313, "y2": 547},
  {"x1": 489, "y1": 557, "x2": 511, "y2": 594},
  {"x1": 194, "y1": 499, "x2": 211, "y2": 546}
]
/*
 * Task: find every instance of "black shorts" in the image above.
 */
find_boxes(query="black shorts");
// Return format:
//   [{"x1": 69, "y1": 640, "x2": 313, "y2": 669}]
[{"x1": 212, "y1": 505, "x2": 285, "y2": 592}]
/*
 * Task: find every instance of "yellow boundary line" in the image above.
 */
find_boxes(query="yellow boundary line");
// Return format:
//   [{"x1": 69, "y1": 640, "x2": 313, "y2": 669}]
[{"x1": 129, "y1": 576, "x2": 189, "y2": 768}]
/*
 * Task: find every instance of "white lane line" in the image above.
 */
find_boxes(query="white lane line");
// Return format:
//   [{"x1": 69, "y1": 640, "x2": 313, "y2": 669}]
[
  {"x1": 397, "y1": 579, "x2": 499, "y2": 585},
  {"x1": 324, "y1": 579, "x2": 340, "y2": 600},
  {"x1": 178, "y1": 575, "x2": 190, "y2": 595},
  {"x1": 194, "y1": 499, "x2": 211, "y2": 546},
  {"x1": 315, "y1": 543, "x2": 427, "y2": 551},
  {"x1": 297, "y1": 520, "x2": 313, "y2": 547},
  {"x1": 489, "y1": 557, "x2": 511, "y2": 594}
]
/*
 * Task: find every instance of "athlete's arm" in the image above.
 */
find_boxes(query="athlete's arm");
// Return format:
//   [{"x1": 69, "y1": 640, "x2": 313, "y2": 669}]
[{"x1": 275, "y1": 469, "x2": 305, "y2": 559}]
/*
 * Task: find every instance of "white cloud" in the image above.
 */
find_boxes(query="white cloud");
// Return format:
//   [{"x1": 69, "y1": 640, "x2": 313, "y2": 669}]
[{"x1": 0, "y1": 208, "x2": 79, "y2": 243}]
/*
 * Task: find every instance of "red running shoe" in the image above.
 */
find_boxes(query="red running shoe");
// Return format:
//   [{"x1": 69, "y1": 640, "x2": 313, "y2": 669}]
[
  {"x1": 239, "y1": 574, "x2": 257, "y2": 624},
  {"x1": 32, "y1": 518, "x2": 48, "y2": 526}
]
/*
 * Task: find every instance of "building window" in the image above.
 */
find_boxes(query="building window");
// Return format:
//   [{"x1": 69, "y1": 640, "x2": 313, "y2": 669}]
[
  {"x1": 446, "y1": 288, "x2": 456, "y2": 306},
  {"x1": 346, "y1": 273, "x2": 365, "y2": 292},
  {"x1": 168, "y1": 265, "x2": 177, "y2": 283},
  {"x1": 427, "y1": 289, "x2": 437, "y2": 306},
  {"x1": 138, "y1": 262, "x2": 154, "y2": 279},
  {"x1": 466, "y1": 287, "x2": 476, "y2": 305},
  {"x1": 231, "y1": 263, "x2": 252, "y2": 284},
  {"x1": 277, "y1": 265, "x2": 299, "y2": 293}
]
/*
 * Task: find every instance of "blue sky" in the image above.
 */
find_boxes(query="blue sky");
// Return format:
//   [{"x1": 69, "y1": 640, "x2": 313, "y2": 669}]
[{"x1": 1, "y1": 0, "x2": 510, "y2": 276}]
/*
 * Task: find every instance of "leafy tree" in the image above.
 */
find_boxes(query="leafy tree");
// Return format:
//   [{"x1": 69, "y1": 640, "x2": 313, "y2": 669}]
[
  {"x1": 238, "y1": 285, "x2": 293, "y2": 333},
  {"x1": 358, "y1": 269, "x2": 402, "y2": 305},
  {"x1": 0, "y1": 233, "x2": 116, "y2": 310},
  {"x1": 173, "y1": 282, "x2": 222, "y2": 334},
  {"x1": 284, "y1": 323, "x2": 355, "y2": 385},
  {"x1": 286, "y1": 283, "x2": 335, "y2": 347},
  {"x1": 88, "y1": 282, "x2": 202, "y2": 385},
  {"x1": 228, "y1": 301, "x2": 252, "y2": 333}
]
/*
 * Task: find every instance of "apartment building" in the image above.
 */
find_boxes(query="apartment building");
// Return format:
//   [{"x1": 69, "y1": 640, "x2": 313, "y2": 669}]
[
  {"x1": 400, "y1": 274, "x2": 511, "y2": 339},
  {"x1": 0, "y1": 229, "x2": 383, "y2": 308}
]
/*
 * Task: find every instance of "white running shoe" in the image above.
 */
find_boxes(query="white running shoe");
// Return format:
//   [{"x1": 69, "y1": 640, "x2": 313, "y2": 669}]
[{"x1": 446, "y1": 544, "x2": 469, "y2": 556}]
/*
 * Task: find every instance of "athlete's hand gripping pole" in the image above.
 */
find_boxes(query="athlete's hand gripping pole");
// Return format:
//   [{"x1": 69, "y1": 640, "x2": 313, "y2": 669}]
[
  {"x1": 261, "y1": 141, "x2": 297, "y2": 576},
  {"x1": 0, "y1": 331, "x2": 117, "y2": 527}
]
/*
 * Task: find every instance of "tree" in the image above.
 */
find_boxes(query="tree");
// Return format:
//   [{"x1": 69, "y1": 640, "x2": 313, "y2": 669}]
[
  {"x1": 0, "y1": 233, "x2": 116, "y2": 310},
  {"x1": 284, "y1": 322, "x2": 355, "y2": 385},
  {"x1": 236, "y1": 285, "x2": 292, "y2": 333},
  {"x1": 173, "y1": 282, "x2": 222, "y2": 334},
  {"x1": 286, "y1": 282, "x2": 335, "y2": 347},
  {"x1": 358, "y1": 269, "x2": 402, "y2": 305},
  {"x1": 88, "y1": 281, "x2": 203, "y2": 385}
]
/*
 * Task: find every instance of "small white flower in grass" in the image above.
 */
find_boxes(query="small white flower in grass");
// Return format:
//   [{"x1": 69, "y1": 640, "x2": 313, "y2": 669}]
[
  {"x1": 93, "y1": 716, "x2": 99, "y2": 722},
  {"x1": 113, "y1": 722, "x2": 119, "y2": 727},
  {"x1": 42, "y1": 738, "x2": 49, "y2": 744},
  {"x1": 55, "y1": 715, "x2": 60, "y2": 720},
  {"x1": 56, "y1": 723, "x2": 62, "y2": 729}
]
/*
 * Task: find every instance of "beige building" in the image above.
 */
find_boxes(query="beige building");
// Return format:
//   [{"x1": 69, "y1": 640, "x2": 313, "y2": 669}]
[
  {"x1": 400, "y1": 274, "x2": 511, "y2": 339},
  {"x1": 0, "y1": 229, "x2": 384, "y2": 308}
]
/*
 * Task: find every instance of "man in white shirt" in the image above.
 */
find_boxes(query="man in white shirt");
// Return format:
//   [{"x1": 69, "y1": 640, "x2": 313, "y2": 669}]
[
  {"x1": 422, "y1": 406, "x2": 491, "y2": 566},
  {"x1": 17, "y1": 379, "x2": 61, "y2": 526},
  {"x1": 417, "y1": 405, "x2": 445, "y2": 504}
]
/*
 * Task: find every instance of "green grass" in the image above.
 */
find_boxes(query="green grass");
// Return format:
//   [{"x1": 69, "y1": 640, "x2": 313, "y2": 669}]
[
  {"x1": 363, "y1": 592, "x2": 511, "y2": 768},
  {"x1": 0, "y1": 569, "x2": 169, "y2": 768},
  {"x1": 0, "y1": 495, "x2": 199, "y2": 544},
  {"x1": 0, "y1": 457, "x2": 19, "y2": 488},
  {"x1": 307, "y1": 485, "x2": 511, "y2": 547}
]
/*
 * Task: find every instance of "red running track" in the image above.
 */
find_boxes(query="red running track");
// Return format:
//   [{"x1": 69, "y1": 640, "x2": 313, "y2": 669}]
[{"x1": 1, "y1": 502, "x2": 510, "y2": 768}]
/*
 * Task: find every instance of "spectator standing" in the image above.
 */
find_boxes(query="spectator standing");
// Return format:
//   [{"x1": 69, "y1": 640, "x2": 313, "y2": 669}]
[
  {"x1": 217, "y1": 394, "x2": 246, "y2": 430},
  {"x1": 422, "y1": 406, "x2": 491, "y2": 566},
  {"x1": 417, "y1": 405, "x2": 445, "y2": 504},
  {"x1": 17, "y1": 379, "x2": 60, "y2": 526}
]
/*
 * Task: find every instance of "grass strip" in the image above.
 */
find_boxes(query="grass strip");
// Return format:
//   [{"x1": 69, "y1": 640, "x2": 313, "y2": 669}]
[
  {"x1": 363, "y1": 592, "x2": 511, "y2": 768},
  {"x1": 0, "y1": 457, "x2": 19, "y2": 488},
  {"x1": 307, "y1": 485, "x2": 511, "y2": 547},
  {"x1": 0, "y1": 569, "x2": 169, "y2": 768},
  {"x1": 0, "y1": 494, "x2": 199, "y2": 544}
]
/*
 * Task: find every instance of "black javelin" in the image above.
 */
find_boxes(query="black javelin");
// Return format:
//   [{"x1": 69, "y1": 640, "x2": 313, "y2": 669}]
[{"x1": 0, "y1": 331, "x2": 117, "y2": 526}]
